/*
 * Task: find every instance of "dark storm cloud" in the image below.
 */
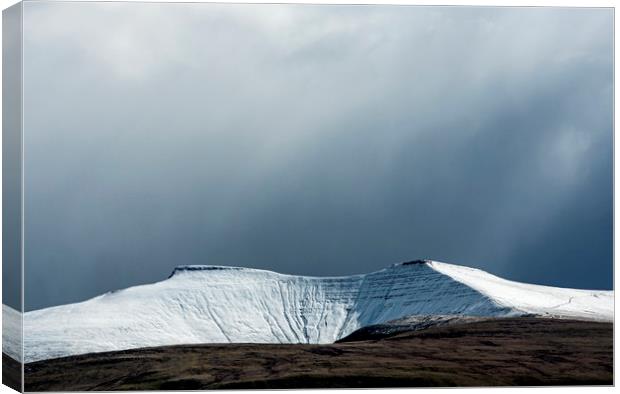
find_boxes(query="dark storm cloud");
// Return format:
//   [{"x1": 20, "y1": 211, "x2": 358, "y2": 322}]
[{"x1": 21, "y1": 3, "x2": 612, "y2": 311}]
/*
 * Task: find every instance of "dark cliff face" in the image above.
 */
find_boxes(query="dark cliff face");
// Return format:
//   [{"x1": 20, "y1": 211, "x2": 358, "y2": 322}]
[
  {"x1": 400, "y1": 260, "x2": 430, "y2": 266},
  {"x1": 168, "y1": 265, "x2": 246, "y2": 278}
]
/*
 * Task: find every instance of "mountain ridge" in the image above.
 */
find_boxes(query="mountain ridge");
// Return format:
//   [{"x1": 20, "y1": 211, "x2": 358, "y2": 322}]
[{"x1": 4, "y1": 259, "x2": 613, "y2": 363}]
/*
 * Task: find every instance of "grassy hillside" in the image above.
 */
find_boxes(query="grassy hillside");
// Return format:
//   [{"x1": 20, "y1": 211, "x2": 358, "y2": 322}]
[{"x1": 24, "y1": 317, "x2": 612, "y2": 390}]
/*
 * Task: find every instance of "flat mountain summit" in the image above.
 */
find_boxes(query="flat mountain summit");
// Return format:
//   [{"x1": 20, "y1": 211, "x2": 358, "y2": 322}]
[{"x1": 8, "y1": 260, "x2": 613, "y2": 363}]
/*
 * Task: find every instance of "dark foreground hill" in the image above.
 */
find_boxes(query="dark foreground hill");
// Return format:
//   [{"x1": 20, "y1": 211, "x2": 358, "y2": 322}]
[{"x1": 23, "y1": 317, "x2": 612, "y2": 391}]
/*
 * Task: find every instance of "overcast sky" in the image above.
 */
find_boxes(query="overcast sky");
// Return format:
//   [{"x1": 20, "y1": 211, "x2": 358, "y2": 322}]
[{"x1": 21, "y1": 3, "x2": 612, "y2": 311}]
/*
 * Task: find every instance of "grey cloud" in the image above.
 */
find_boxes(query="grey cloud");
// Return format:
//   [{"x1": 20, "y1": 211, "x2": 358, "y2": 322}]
[{"x1": 21, "y1": 3, "x2": 612, "y2": 310}]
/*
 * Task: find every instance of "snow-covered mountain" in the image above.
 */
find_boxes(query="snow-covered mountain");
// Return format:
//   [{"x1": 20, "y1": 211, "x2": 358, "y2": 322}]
[
  {"x1": 13, "y1": 260, "x2": 613, "y2": 362},
  {"x1": 2, "y1": 304, "x2": 22, "y2": 362}
]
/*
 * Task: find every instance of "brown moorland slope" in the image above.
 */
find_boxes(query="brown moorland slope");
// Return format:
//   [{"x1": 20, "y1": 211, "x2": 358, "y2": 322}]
[
  {"x1": 2, "y1": 353, "x2": 21, "y2": 392},
  {"x1": 23, "y1": 317, "x2": 612, "y2": 391}
]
